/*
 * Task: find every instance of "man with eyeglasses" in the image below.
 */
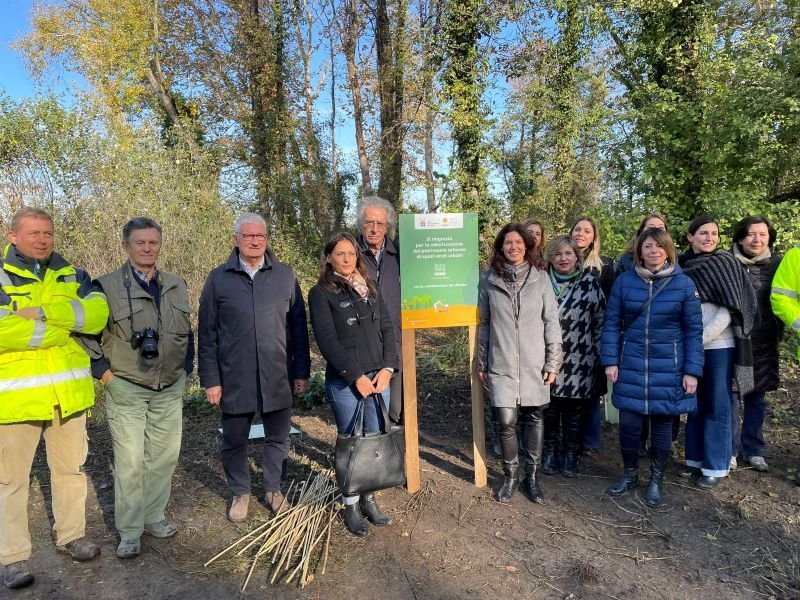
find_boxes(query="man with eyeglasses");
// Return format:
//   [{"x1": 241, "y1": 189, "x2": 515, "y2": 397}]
[
  {"x1": 199, "y1": 213, "x2": 310, "y2": 521},
  {"x1": 356, "y1": 196, "x2": 403, "y2": 424}
]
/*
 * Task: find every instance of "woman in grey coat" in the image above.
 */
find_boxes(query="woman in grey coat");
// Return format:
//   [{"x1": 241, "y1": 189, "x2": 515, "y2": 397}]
[{"x1": 478, "y1": 223, "x2": 563, "y2": 504}]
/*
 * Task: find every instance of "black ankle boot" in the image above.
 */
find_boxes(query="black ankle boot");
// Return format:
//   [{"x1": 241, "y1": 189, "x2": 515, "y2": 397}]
[
  {"x1": 521, "y1": 467, "x2": 544, "y2": 503},
  {"x1": 343, "y1": 502, "x2": 368, "y2": 536},
  {"x1": 360, "y1": 493, "x2": 392, "y2": 526},
  {"x1": 644, "y1": 447, "x2": 670, "y2": 507},
  {"x1": 607, "y1": 448, "x2": 640, "y2": 496},
  {"x1": 561, "y1": 453, "x2": 578, "y2": 477},
  {"x1": 542, "y1": 451, "x2": 560, "y2": 474},
  {"x1": 498, "y1": 460, "x2": 519, "y2": 503}
]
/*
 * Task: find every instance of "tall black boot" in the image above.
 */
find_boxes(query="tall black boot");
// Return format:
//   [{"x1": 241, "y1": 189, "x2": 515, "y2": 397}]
[
  {"x1": 360, "y1": 493, "x2": 392, "y2": 525},
  {"x1": 607, "y1": 448, "x2": 640, "y2": 496},
  {"x1": 644, "y1": 447, "x2": 671, "y2": 507},
  {"x1": 343, "y1": 502, "x2": 368, "y2": 536},
  {"x1": 521, "y1": 408, "x2": 545, "y2": 503},
  {"x1": 541, "y1": 404, "x2": 560, "y2": 475},
  {"x1": 498, "y1": 459, "x2": 519, "y2": 503},
  {"x1": 561, "y1": 404, "x2": 582, "y2": 478}
]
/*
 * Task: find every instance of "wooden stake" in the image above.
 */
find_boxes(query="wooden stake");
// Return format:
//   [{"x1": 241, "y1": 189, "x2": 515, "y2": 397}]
[
  {"x1": 402, "y1": 328, "x2": 420, "y2": 493},
  {"x1": 469, "y1": 324, "x2": 487, "y2": 488}
]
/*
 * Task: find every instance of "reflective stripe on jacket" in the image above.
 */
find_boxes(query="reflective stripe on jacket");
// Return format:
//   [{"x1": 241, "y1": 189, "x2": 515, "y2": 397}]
[
  {"x1": 0, "y1": 244, "x2": 109, "y2": 423},
  {"x1": 771, "y1": 246, "x2": 800, "y2": 358}
]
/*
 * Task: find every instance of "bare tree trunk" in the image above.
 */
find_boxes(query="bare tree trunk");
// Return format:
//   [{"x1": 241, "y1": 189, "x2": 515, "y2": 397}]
[
  {"x1": 147, "y1": 0, "x2": 199, "y2": 154},
  {"x1": 420, "y1": 0, "x2": 440, "y2": 212},
  {"x1": 342, "y1": 0, "x2": 373, "y2": 194},
  {"x1": 376, "y1": 0, "x2": 405, "y2": 209}
]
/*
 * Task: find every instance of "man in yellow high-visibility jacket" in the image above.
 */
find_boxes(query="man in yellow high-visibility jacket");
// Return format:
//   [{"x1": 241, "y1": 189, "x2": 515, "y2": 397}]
[
  {"x1": 771, "y1": 245, "x2": 800, "y2": 487},
  {"x1": 0, "y1": 207, "x2": 109, "y2": 590}
]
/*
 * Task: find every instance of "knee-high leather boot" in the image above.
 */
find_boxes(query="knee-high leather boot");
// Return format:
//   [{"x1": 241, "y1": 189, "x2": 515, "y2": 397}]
[
  {"x1": 541, "y1": 404, "x2": 560, "y2": 475},
  {"x1": 496, "y1": 408, "x2": 520, "y2": 503},
  {"x1": 644, "y1": 447, "x2": 670, "y2": 507},
  {"x1": 561, "y1": 403, "x2": 582, "y2": 478},
  {"x1": 521, "y1": 408, "x2": 545, "y2": 503},
  {"x1": 607, "y1": 448, "x2": 640, "y2": 496}
]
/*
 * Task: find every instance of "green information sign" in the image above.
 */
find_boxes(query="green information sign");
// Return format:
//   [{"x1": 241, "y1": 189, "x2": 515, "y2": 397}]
[{"x1": 399, "y1": 213, "x2": 480, "y2": 329}]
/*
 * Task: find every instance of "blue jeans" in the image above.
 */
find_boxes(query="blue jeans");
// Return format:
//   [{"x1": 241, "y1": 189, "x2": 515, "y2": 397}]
[
  {"x1": 326, "y1": 376, "x2": 391, "y2": 504},
  {"x1": 732, "y1": 390, "x2": 766, "y2": 458},
  {"x1": 685, "y1": 348, "x2": 734, "y2": 477}
]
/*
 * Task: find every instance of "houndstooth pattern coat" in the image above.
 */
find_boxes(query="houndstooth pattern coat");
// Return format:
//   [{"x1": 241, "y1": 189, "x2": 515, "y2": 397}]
[{"x1": 550, "y1": 269, "x2": 606, "y2": 400}]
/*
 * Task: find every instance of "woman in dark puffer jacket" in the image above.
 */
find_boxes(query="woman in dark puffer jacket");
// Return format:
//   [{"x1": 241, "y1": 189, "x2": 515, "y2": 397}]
[
  {"x1": 729, "y1": 216, "x2": 783, "y2": 472},
  {"x1": 601, "y1": 228, "x2": 704, "y2": 507}
]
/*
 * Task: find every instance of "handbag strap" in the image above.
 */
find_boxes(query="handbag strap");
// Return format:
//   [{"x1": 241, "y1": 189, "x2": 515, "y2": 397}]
[
  {"x1": 350, "y1": 392, "x2": 392, "y2": 437},
  {"x1": 621, "y1": 276, "x2": 672, "y2": 334},
  {"x1": 374, "y1": 392, "x2": 391, "y2": 434}
]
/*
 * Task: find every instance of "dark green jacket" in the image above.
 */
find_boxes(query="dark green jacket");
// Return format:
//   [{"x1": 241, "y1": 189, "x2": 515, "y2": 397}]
[{"x1": 95, "y1": 262, "x2": 192, "y2": 390}]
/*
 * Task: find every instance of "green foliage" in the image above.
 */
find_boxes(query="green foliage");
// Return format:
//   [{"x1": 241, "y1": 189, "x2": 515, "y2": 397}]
[
  {"x1": 295, "y1": 372, "x2": 327, "y2": 410},
  {"x1": 0, "y1": 95, "x2": 232, "y2": 310}
]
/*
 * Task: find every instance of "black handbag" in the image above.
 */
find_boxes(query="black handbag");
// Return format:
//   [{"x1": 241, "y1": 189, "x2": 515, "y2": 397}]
[{"x1": 334, "y1": 393, "x2": 406, "y2": 495}]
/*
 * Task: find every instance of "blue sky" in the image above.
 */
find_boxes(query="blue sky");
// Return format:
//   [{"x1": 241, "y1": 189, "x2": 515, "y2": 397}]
[{"x1": 1, "y1": 1, "x2": 36, "y2": 98}]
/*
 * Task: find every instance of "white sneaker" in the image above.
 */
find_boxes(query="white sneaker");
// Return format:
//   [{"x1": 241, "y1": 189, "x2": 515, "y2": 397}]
[{"x1": 729, "y1": 457, "x2": 737, "y2": 470}]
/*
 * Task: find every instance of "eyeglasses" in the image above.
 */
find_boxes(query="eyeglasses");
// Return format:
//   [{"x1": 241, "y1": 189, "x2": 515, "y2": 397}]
[
  {"x1": 237, "y1": 233, "x2": 267, "y2": 242},
  {"x1": 364, "y1": 220, "x2": 388, "y2": 230}
]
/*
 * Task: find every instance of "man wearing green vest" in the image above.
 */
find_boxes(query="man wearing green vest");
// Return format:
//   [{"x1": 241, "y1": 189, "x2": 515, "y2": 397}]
[
  {"x1": 770, "y1": 245, "x2": 800, "y2": 486},
  {"x1": 1, "y1": 207, "x2": 109, "y2": 590},
  {"x1": 93, "y1": 217, "x2": 194, "y2": 558}
]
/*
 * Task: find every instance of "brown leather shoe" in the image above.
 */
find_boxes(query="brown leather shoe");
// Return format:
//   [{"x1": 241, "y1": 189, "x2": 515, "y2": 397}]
[
  {"x1": 265, "y1": 491, "x2": 291, "y2": 515},
  {"x1": 228, "y1": 494, "x2": 250, "y2": 522}
]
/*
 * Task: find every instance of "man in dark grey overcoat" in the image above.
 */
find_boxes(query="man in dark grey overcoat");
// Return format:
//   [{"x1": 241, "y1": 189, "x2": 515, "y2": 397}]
[
  {"x1": 198, "y1": 213, "x2": 310, "y2": 521},
  {"x1": 356, "y1": 196, "x2": 403, "y2": 424}
]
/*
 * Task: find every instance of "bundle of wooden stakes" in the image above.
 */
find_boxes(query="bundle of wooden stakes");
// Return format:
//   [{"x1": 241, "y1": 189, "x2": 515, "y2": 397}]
[{"x1": 205, "y1": 471, "x2": 340, "y2": 591}]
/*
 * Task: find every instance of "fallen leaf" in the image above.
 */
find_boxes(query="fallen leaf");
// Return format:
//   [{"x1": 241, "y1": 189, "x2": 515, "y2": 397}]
[
  {"x1": 502, "y1": 565, "x2": 519, "y2": 573},
  {"x1": 767, "y1": 491, "x2": 779, "y2": 498},
  {"x1": 683, "y1": 505, "x2": 691, "y2": 512}
]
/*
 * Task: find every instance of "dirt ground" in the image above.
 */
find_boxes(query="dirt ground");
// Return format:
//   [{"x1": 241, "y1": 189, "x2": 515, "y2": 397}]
[{"x1": 7, "y1": 329, "x2": 800, "y2": 599}]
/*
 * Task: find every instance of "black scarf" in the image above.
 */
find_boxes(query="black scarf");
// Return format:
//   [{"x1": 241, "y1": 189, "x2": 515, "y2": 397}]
[{"x1": 682, "y1": 249, "x2": 758, "y2": 395}]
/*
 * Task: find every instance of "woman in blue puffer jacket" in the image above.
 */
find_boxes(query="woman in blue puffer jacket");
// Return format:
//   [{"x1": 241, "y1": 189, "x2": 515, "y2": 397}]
[{"x1": 601, "y1": 228, "x2": 704, "y2": 507}]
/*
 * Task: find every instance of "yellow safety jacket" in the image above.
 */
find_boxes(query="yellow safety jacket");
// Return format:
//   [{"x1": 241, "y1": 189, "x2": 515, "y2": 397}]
[
  {"x1": 771, "y1": 246, "x2": 800, "y2": 359},
  {"x1": 0, "y1": 244, "x2": 109, "y2": 423}
]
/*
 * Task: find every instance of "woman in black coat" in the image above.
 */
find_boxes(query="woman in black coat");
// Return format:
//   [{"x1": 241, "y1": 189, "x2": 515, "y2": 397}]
[
  {"x1": 729, "y1": 216, "x2": 783, "y2": 472},
  {"x1": 308, "y1": 232, "x2": 398, "y2": 537}
]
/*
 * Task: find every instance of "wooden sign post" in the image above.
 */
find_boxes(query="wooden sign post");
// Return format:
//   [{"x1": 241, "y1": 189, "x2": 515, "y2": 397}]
[{"x1": 399, "y1": 214, "x2": 486, "y2": 493}]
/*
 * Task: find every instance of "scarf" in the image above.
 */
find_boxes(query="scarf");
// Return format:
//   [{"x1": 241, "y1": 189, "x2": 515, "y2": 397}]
[
  {"x1": 634, "y1": 261, "x2": 675, "y2": 282},
  {"x1": 335, "y1": 271, "x2": 370, "y2": 298},
  {"x1": 732, "y1": 243, "x2": 771, "y2": 267},
  {"x1": 682, "y1": 249, "x2": 758, "y2": 395},
  {"x1": 502, "y1": 262, "x2": 532, "y2": 319},
  {"x1": 548, "y1": 266, "x2": 581, "y2": 297}
]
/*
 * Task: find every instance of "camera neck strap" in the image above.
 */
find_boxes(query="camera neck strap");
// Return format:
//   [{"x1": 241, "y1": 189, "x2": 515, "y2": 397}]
[{"x1": 123, "y1": 264, "x2": 161, "y2": 342}]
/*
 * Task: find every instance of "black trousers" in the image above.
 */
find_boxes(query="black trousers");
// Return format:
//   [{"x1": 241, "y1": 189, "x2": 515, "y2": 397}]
[
  {"x1": 220, "y1": 406, "x2": 292, "y2": 495},
  {"x1": 389, "y1": 373, "x2": 403, "y2": 424}
]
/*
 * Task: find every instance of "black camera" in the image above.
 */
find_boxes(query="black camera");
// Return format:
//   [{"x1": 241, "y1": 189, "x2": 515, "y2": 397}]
[{"x1": 131, "y1": 327, "x2": 160, "y2": 361}]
